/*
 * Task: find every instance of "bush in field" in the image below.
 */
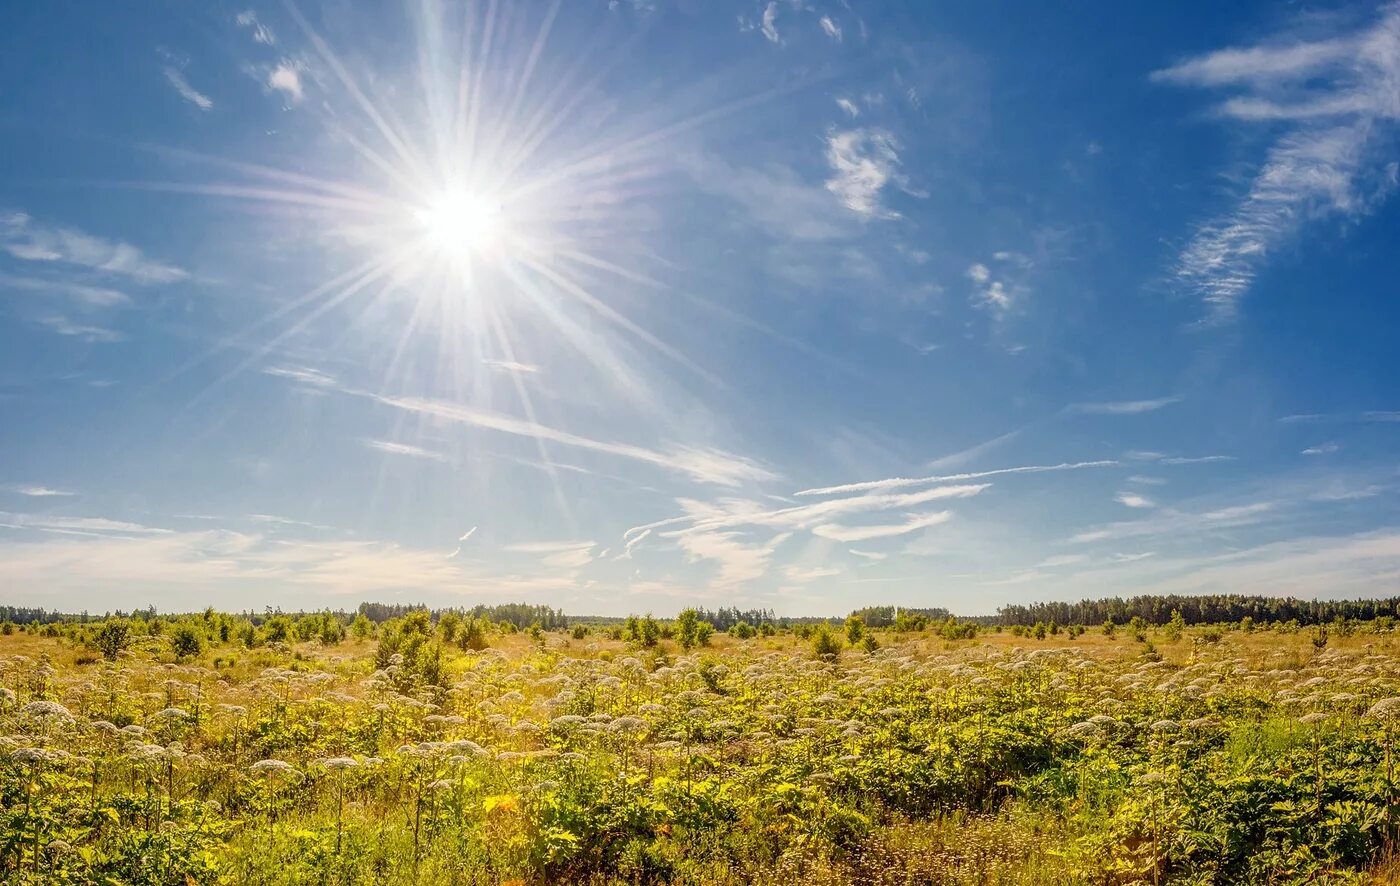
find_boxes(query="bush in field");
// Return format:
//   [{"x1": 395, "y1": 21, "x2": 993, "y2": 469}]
[
  {"x1": 845, "y1": 615, "x2": 866, "y2": 646},
  {"x1": 459, "y1": 617, "x2": 489, "y2": 651},
  {"x1": 350, "y1": 612, "x2": 373, "y2": 640},
  {"x1": 812, "y1": 623, "x2": 843, "y2": 658},
  {"x1": 168, "y1": 621, "x2": 206, "y2": 659},
  {"x1": 90, "y1": 617, "x2": 133, "y2": 660}
]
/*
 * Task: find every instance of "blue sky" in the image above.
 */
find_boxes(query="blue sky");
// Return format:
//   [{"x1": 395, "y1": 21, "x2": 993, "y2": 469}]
[{"x1": 3, "y1": 1, "x2": 1400, "y2": 616}]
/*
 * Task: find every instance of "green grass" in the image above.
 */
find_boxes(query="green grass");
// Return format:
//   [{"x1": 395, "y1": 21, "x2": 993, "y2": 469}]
[{"x1": 4, "y1": 616, "x2": 1400, "y2": 883}]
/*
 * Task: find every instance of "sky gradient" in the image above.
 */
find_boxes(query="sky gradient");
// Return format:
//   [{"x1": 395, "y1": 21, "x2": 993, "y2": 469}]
[{"x1": 3, "y1": 0, "x2": 1400, "y2": 616}]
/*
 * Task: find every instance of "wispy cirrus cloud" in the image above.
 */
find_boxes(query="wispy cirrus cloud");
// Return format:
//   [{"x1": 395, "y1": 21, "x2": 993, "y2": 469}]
[
  {"x1": 162, "y1": 65, "x2": 214, "y2": 111},
  {"x1": 1115, "y1": 490, "x2": 1156, "y2": 509},
  {"x1": 371, "y1": 393, "x2": 777, "y2": 488},
  {"x1": 235, "y1": 10, "x2": 276, "y2": 45},
  {"x1": 1069, "y1": 395, "x2": 1182, "y2": 415},
  {"x1": 824, "y1": 128, "x2": 909, "y2": 219},
  {"x1": 0, "y1": 274, "x2": 130, "y2": 307},
  {"x1": 813, "y1": 509, "x2": 952, "y2": 542},
  {"x1": 36, "y1": 316, "x2": 123, "y2": 342},
  {"x1": 3, "y1": 485, "x2": 75, "y2": 497},
  {"x1": 795, "y1": 460, "x2": 1118, "y2": 497},
  {"x1": 1279, "y1": 410, "x2": 1400, "y2": 424},
  {"x1": 760, "y1": 2, "x2": 780, "y2": 43},
  {"x1": 1153, "y1": 5, "x2": 1400, "y2": 321},
  {"x1": 363, "y1": 439, "x2": 447, "y2": 462},
  {"x1": 1, "y1": 210, "x2": 187, "y2": 283}
]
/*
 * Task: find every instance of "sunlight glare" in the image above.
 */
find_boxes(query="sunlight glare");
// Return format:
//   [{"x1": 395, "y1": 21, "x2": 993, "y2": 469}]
[{"x1": 414, "y1": 188, "x2": 504, "y2": 260}]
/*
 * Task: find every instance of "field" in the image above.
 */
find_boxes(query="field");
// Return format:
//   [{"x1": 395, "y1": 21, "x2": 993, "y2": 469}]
[{"x1": 6, "y1": 612, "x2": 1400, "y2": 884}]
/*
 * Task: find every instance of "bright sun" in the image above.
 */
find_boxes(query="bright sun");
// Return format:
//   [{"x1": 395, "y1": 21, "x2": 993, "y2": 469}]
[{"x1": 414, "y1": 188, "x2": 504, "y2": 261}]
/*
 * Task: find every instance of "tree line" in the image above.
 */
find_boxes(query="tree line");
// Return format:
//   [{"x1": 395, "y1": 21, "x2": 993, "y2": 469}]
[{"x1": 992, "y1": 594, "x2": 1400, "y2": 627}]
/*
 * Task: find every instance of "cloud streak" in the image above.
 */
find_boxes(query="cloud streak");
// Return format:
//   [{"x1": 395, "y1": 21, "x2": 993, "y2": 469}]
[
  {"x1": 370, "y1": 393, "x2": 776, "y2": 487},
  {"x1": 1153, "y1": 5, "x2": 1400, "y2": 320},
  {"x1": 163, "y1": 66, "x2": 214, "y2": 110},
  {"x1": 1, "y1": 210, "x2": 187, "y2": 283}
]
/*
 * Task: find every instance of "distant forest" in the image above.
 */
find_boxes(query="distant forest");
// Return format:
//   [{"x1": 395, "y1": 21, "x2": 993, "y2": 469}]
[
  {"x1": 990, "y1": 594, "x2": 1400, "y2": 627},
  {"x1": 5, "y1": 593, "x2": 1400, "y2": 629}
]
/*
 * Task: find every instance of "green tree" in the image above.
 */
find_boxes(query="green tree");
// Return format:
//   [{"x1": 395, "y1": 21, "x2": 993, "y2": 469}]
[
  {"x1": 91, "y1": 618, "x2": 133, "y2": 661},
  {"x1": 811, "y1": 624, "x2": 843, "y2": 658},
  {"x1": 1164, "y1": 609, "x2": 1186, "y2": 643},
  {"x1": 676, "y1": 609, "x2": 701, "y2": 649},
  {"x1": 350, "y1": 613, "x2": 373, "y2": 640},
  {"x1": 438, "y1": 611, "x2": 462, "y2": 644},
  {"x1": 844, "y1": 615, "x2": 866, "y2": 646},
  {"x1": 169, "y1": 622, "x2": 205, "y2": 660}
]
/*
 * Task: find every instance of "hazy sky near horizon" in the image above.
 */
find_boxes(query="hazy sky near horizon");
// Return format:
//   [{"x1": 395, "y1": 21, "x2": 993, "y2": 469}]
[{"x1": 3, "y1": 1, "x2": 1400, "y2": 616}]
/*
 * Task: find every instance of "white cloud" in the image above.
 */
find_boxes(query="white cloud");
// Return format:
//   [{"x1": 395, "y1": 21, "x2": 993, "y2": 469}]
[
  {"x1": 1, "y1": 210, "x2": 187, "y2": 283},
  {"x1": 236, "y1": 10, "x2": 276, "y2": 45},
  {"x1": 1069, "y1": 395, "x2": 1182, "y2": 415},
  {"x1": 0, "y1": 511, "x2": 171, "y2": 536},
  {"x1": 0, "y1": 274, "x2": 130, "y2": 307},
  {"x1": 37, "y1": 316, "x2": 123, "y2": 342},
  {"x1": 1115, "y1": 491, "x2": 1156, "y2": 509},
  {"x1": 4, "y1": 485, "x2": 74, "y2": 497},
  {"x1": 813, "y1": 510, "x2": 952, "y2": 542},
  {"x1": 1036, "y1": 554, "x2": 1089, "y2": 568},
  {"x1": 824, "y1": 128, "x2": 906, "y2": 219},
  {"x1": 674, "y1": 529, "x2": 791, "y2": 588},
  {"x1": 1280, "y1": 411, "x2": 1400, "y2": 424},
  {"x1": 446, "y1": 526, "x2": 477, "y2": 559},
  {"x1": 795, "y1": 459, "x2": 1117, "y2": 497},
  {"x1": 263, "y1": 364, "x2": 339, "y2": 391},
  {"x1": 684, "y1": 153, "x2": 851, "y2": 241},
  {"x1": 819, "y1": 16, "x2": 842, "y2": 41},
  {"x1": 848, "y1": 548, "x2": 887, "y2": 560},
  {"x1": 371, "y1": 393, "x2": 777, "y2": 487},
  {"x1": 966, "y1": 260, "x2": 1017, "y2": 315},
  {"x1": 1127, "y1": 475, "x2": 1167, "y2": 485},
  {"x1": 268, "y1": 61, "x2": 304, "y2": 103},
  {"x1": 483, "y1": 359, "x2": 540, "y2": 374},
  {"x1": 835, "y1": 97, "x2": 860, "y2": 118},
  {"x1": 506, "y1": 540, "x2": 596, "y2": 570},
  {"x1": 163, "y1": 66, "x2": 213, "y2": 111},
  {"x1": 1152, "y1": 6, "x2": 1400, "y2": 320},
  {"x1": 761, "y1": 2, "x2": 780, "y2": 42},
  {"x1": 1302, "y1": 442, "x2": 1340, "y2": 455},
  {"x1": 363, "y1": 439, "x2": 447, "y2": 462}
]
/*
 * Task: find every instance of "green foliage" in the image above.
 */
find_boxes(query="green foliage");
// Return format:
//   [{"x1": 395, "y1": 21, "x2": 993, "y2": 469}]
[
  {"x1": 437, "y1": 610, "x2": 461, "y2": 644},
  {"x1": 349, "y1": 612, "x2": 373, "y2": 640},
  {"x1": 168, "y1": 620, "x2": 206, "y2": 659},
  {"x1": 811, "y1": 623, "x2": 843, "y2": 658},
  {"x1": 13, "y1": 607, "x2": 1400, "y2": 884},
  {"x1": 1164, "y1": 608, "x2": 1186, "y2": 642},
  {"x1": 90, "y1": 617, "x2": 133, "y2": 660},
  {"x1": 844, "y1": 615, "x2": 866, "y2": 646}
]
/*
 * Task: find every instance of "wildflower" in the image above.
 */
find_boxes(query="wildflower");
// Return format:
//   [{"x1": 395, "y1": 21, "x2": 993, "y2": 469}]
[
  {"x1": 322, "y1": 756, "x2": 358, "y2": 770},
  {"x1": 21, "y1": 700, "x2": 73, "y2": 720},
  {"x1": 250, "y1": 758, "x2": 298, "y2": 775},
  {"x1": 12, "y1": 747, "x2": 53, "y2": 764},
  {"x1": 1367, "y1": 697, "x2": 1400, "y2": 721}
]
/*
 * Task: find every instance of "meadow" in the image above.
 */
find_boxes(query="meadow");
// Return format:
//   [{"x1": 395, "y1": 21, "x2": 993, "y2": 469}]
[{"x1": 5, "y1": 607, "x2": 1400, "y2": 884}]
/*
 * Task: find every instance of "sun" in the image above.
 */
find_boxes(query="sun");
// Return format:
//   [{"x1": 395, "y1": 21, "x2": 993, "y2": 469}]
[{"x1": 413, "y1": 188, "x2": 505, "y2": 263}]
